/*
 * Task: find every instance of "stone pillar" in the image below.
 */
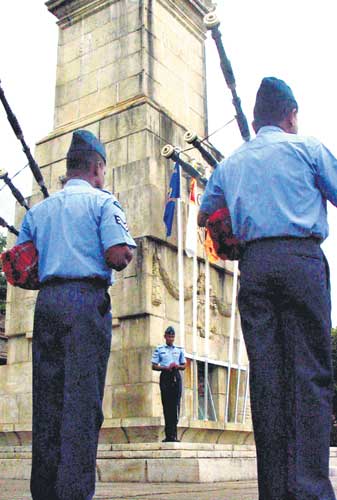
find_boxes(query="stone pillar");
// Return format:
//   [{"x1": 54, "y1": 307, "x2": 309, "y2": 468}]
[{"x1": 1, "y1": 0, "x2": 252, "y2": 446}]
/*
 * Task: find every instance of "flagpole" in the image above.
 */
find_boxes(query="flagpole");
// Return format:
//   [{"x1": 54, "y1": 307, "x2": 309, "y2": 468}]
[
  {"x1": 176, "y1": 165, "x2": 185, "y2": 420},
  {"x1": 234, "y1": 330, "x2": 244, "y2": 423},
  {"x1": 177, "y1": 181, "x2": 185, "y2": 349},
  {"x1": 192, "y1": 250, "x2": 198, "y2": 419},
  {"x1": 204, "y1": 255, "x2": 210, "y2": 421},
  {"x1": 225, "y1": 260, "x2": 239, "y2": 422}
]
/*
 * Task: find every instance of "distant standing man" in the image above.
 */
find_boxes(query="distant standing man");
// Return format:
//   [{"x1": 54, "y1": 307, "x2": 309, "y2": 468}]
[
  {"x1": 198, "y1": 78, "x2": 337, "y2": 500},
  {"x1": 152, "y1": 326, "x2": 186, "y2": 442},
  {"x1": 17, "y1": 130, "x2": 137, "y2": 500}
]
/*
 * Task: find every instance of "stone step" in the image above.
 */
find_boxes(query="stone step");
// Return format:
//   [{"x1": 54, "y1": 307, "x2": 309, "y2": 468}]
[{"x1": 0, "y1": 445, "x2": 336, "y2": 483}]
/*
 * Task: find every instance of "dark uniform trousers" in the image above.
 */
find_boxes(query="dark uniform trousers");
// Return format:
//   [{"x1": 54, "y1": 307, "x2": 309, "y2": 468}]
[
  {"x1": 238, "y1": 237, "x2": 336, "y2": 500},
  {"x1": 30, "y1": 280, "x2": 112, "y2": 500},
  {"x1": 160, "y1": 370, "x2": 182, "y2": 440}
]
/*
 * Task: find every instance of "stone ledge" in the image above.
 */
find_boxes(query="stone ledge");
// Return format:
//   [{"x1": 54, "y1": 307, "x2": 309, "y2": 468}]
[{"x1": 1, "y1": 445, "x2": 337, "y2": 483}]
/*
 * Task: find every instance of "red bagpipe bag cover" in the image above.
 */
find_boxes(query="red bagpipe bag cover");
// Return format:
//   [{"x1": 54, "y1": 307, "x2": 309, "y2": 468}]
[
  {"x1": 207, "y1": 207, "x2": 242, "y2": 261},
  {"x1": 1, "y1": 241, "x2": 40, "y2": 290}
]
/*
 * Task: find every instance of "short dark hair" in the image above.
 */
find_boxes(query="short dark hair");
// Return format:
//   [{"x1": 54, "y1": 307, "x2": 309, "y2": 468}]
[
  {"x1": 253, "y1": 99, "x2": 298, "y2": 131},
  {"x1": 165, "y1": 326, "x2": 175, "y2": 336},
  {"x1": 66, "y1": 150, "x2": 100, "y2": 172}
]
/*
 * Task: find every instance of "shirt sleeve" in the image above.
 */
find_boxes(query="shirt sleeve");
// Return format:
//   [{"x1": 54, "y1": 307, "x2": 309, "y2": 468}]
[
  {"x1": 179, "y1": 349, "x2": 186, "y2": 364},
  {"x1": 313, "y1": 142, "x2": 337, "y2": 207},
  {"x1": 199, "y1": 163, "x2": 227, "y2": 215},
  {"x1": 99, "y1": 196, "x2": 137, "y2": 250},
  {"x1": 16, "y1": 212, "x2": 33, "y2": 245},
  {"x1": 151, "y1": 348, "x2": 160, "y2": 364}
]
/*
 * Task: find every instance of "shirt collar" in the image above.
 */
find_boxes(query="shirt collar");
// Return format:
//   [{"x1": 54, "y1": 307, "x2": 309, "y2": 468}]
[
  {"x1": 65, "y1": 179, "x2": 93, "y2": 189},
  {"x1": 257, "y1": 125, "x2": 284, "y2": 136}
]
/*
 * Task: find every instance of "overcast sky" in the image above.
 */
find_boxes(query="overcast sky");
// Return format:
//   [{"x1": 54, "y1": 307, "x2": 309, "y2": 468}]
[{"x1": 0, "y1": 1, "x2": 336, "y2": 325}]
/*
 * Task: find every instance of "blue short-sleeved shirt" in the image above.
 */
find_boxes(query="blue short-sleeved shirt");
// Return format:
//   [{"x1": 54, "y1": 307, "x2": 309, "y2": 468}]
[
  {"x1": 151, "y1": 344, "x2": 186, "y2": 367},
  {"x1": 200, "y1": 126, "x2": 337, "y2": 242},
  {"x1": 17, "y1": 179, "x2": 137, "y2": 284}
]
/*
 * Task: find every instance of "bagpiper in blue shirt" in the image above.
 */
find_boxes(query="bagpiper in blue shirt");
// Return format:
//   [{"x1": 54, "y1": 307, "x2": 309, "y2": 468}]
[
  {"x1": 17, "y1": 179, "x2": 137, "y2": 284},
  {"x1": 200, "y1": 125, "x2": 337, "y2": 242}
]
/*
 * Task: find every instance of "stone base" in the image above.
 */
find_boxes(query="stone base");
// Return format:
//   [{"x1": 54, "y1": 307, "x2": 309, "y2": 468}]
[
  {"x1": 1, "y1": 445, "x2": 337, "y2": 483},
  {"x1": 0, "y1": 443, "x2": 257, "y2": 483}
]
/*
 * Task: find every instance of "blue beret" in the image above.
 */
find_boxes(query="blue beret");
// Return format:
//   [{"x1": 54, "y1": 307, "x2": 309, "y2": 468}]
[
  {"x1": 254, "y1": 77, "x2": 298, "y2": 123},
  {"x1": 67, "y1": 130, "x2": 106, "y2": 163}
]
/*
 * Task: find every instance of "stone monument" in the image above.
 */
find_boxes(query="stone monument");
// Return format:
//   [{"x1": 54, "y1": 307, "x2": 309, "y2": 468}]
[{"x1": 0, "y1": 0, "x2": 253, "y2": 460}]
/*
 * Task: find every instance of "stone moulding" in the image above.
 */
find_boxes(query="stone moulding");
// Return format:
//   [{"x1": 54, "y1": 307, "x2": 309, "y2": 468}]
[
  {"x1": 155, "y1": 0, "x2": 214, "y2": 40},
  {"x1": 152, "y1": 251, "x2": 231, "y2": 318},
  {"x1": 46, "y1": 0, "x2": 117, "y2": 26}
]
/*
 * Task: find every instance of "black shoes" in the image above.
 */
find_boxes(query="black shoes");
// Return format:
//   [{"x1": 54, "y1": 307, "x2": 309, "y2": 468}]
[{"x1": 162, "y1": 438, "x2": 180, "y2": 442}]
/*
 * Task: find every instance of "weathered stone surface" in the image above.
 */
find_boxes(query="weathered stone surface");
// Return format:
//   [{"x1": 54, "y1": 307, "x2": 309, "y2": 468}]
[
  {"x1": 97, "y1": 457, "x2": 146, "y2": 482},
  {"x1": 6, "y1": 336, "x2": 29, "y2": 365},
  {"x1": 0, "y1": 458, "x2": 31, "y2": 480},
  {"x1": 2, "y1": 0, "x2": 251, "y2": 451},
  {"x1": 148, "y1": 458, "x2": 200, "y2": 482}
]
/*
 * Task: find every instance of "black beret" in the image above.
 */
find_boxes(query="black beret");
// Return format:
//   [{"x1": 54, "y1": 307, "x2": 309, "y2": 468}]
[
  {"x1": 165, "y1": 326, "x2": 175, "y2": 335},
  {"x1": 254, "y1": 77, "x2": 298, "y2": 123}
]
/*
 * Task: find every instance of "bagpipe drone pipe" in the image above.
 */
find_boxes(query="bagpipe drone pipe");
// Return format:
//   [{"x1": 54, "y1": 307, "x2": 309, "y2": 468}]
[
  {"x1": 0, "y1": 80, "x2": 49, "y2": 199},
  {"x1": 161, "y1": 142, "x2": 242, "y2": 261},
  {"x1": 0, "y1": 81, "x2": 44, "y2": 288},
  {"x1": 161, "y1": 9, "x2": 253, "y2": 261}
]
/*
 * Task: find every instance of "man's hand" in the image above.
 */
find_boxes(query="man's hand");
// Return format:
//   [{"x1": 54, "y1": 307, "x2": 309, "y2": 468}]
[
  {"x1": 197, "y1": 210, "x2": 209, "y2": 227},
  {"x1": 105, "y1": 244, "x2": 133, "y2": 271}
]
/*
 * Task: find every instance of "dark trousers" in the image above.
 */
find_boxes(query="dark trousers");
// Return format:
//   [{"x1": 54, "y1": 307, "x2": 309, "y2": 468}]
[
  {"x1": 238, "y1": 237, "x2": 335, "y2": 500},
  {"x1": 160, "y1": 370, "x2": 182, "y2": 440},
  {"x1": 30, "y1": 280, "x2": 112, "y2": 500}
]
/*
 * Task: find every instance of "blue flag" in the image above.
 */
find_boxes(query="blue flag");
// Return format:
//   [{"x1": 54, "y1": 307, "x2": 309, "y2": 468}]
[{"x1": 163, "y1": 162, "x2": 181, "y2": 237}]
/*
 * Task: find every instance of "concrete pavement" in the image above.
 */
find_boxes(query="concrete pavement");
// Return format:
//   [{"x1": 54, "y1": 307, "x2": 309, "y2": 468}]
[
  {"x1": 2, "y1": 479, "x2": 337, "y2": 500},
  {"x1": 0, "y1": 479, "x2": 259, "y2": 500}
]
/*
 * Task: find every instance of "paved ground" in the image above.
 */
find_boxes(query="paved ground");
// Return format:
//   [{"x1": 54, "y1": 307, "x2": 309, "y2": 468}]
[
  {"x1": 2, "y1": 479, "x2": 337, "y2": 500},
  {"x1": 0, "y1": 479, "x2": 259, "y2": 500}
]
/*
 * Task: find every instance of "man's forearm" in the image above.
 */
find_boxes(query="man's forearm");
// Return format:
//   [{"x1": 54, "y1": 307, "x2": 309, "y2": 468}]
[{"x1": 152, "y1": 364, "x2": 169, "y2": 371}]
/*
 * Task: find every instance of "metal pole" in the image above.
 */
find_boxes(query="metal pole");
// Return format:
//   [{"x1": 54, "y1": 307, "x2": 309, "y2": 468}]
[
  {"x1": 192, "y1": 251, "x2": 198, "y2": 420},
  {"x1": 176, "y1": 166, "x2": 185, "y2": 416},
  {"x1": 204, "y1": 257, "x2": 210, "y2": 421},
  {"x1": 243, "y1": 365, "x2": 250, "y2": 423},
  {"x1": 234, "y1": 331, "x2": 244, "y2": 423},
  {"x1": 225, "y1": 260, "x2": 239, "y2": 422}
]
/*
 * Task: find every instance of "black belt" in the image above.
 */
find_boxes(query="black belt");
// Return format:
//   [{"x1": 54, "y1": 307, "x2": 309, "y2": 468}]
[
  {"x1": 245, "y1": 235, "x2": 321, "y2": 247},
  {"x1": 41, "y1": 277, "x2": 109, "y2": 289}
]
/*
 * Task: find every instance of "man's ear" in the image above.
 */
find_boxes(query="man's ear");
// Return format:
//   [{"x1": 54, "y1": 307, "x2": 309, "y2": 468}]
[
  {"x1": 289, "y1": 109, "x2": 298, "y2": 127},
  {"x1": 281, "y1": 108, "x2": 298, "y2": 134},
  {"x1": 92, "y1": 161, "x2": 99, "y2": 178},
  {"x1": 286, "y1": 108, "x2": 298, "y2": 133}
]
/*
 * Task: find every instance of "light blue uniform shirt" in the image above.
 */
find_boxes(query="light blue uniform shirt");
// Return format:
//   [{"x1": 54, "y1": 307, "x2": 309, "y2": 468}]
[
  {"x1": 17, "y1": 179, "x2": 137, "y2": 284},
  {"x1": 200, "y1": 126, "x2": 337, "y2": 242},
  {"x1": 151, "y1": 344, "x2": 186, "y2": 367}
]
